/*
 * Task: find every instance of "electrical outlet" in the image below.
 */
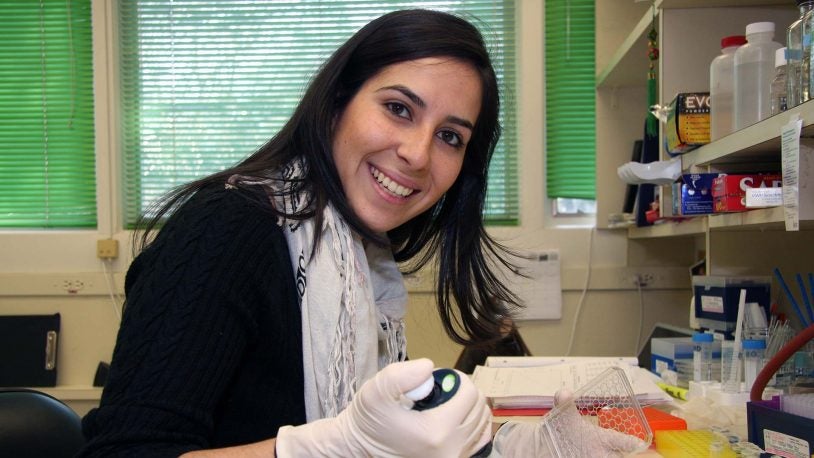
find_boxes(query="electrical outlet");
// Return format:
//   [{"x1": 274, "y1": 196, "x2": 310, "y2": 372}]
[
  {"x1": 58, "y1": 279, "x2": 87, "y2": 294},
  {"x1": 621, "y1": 270, "x2": 658, "y2": 288},
  {"x1": 97, "y1": 239, "x2": 119, "y2": 259},
  {"x1": 636, "y1": 273, "x2": 656, "y2": 287}
]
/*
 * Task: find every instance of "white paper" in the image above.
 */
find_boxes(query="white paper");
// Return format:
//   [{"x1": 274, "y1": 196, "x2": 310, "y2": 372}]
[
  {"x1": 485, "y1": 356, "x2": 639, "y2": 368},
  {"x1": 471, "y1": 360, "x2": 671, "y2": 409},
  {"x1": 745, "y1": 187, "x2": 783, "y2": 207},
  {"x1": 781, "y1": 116, "x2": 802, "y2": 231},
  {"x1": 511, "y1": 250, "x2": 562, "y2": 321}
]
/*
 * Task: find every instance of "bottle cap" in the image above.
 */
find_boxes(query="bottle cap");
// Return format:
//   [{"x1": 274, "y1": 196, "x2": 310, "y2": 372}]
[
  {"x1": 693, "y1": 332, "x2": 714, "y2": 342},
  {"x1": 745, "y1": 22, "x2": 775, "y2": 36},
  {"x1": 743, "y1": 339, "x2": 767, "y2": 350},
  {"x1": 721, "y1": 35, "x2": 746, "y2": 49},
  {"x1": 776, "y1": 47, "x2": 787, "y2": 67}
]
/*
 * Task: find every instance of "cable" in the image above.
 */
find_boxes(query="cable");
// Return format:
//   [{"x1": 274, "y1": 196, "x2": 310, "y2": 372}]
[
  {"x1": 101, "y1": 259, "x2": 122, "y2": 321},
  {"x1": 566, "y1": 227, "x2": 594, "y2": 356},
  {"x1": 750, "y1": 322, "x2": 814, "y2": 402},
  {"x1": 635, "y1": 275, "x2": 645, "y2": 355}
]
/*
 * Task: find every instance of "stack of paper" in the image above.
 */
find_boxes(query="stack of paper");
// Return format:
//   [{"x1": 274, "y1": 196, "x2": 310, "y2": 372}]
[
  {"x1": 485, "y1": 356, "x2": 640, "y2": 368},
  {"x1": 471, "y1": 359, "x2": 672, "y2": 409}
]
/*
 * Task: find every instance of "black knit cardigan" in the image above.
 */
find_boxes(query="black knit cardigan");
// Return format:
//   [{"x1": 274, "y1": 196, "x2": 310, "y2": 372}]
[{"x1": 79, "y1": 185, "x2": 306, "y2": 456}]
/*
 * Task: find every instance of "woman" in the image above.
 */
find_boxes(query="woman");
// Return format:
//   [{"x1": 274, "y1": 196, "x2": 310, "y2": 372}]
[
  {"x1": 79, "y1": 9, "x2": 516, "y2": 457},
  {"x1": 80, "y1": 7, "x2": 654, "y2": 455}
]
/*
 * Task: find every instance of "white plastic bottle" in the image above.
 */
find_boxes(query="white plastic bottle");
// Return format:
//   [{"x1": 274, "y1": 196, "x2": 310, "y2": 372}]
[
  {"x1": 771, "y1": 47, "x2": 788, "y2": 115},
  {"x1": 710, "y1": 35, "x2": 746, "y2": 141},
  {"x1": 734, "y1": 22, "x2": 783, "y2": 131},
  {"x1": 787, "y1": 0, "x2": 814, "y2": 108}
]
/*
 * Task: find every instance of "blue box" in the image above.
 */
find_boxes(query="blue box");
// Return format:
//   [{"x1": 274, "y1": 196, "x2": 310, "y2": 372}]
[
  {"x1": 650, "y1": 337, "x2": 693, "y2": 376},
  {"x1": 672, "y1": 173, "x2": 722, "y2": 215},
  {"x1": 748, "y1": 400, "x2": 814, "y2": 456},
  {"x1": 692, "y1": 276, "x2": 771, "y2": 333},
  {"x1": 650, "y1": 336, "x2": 722, "y2": 386}
]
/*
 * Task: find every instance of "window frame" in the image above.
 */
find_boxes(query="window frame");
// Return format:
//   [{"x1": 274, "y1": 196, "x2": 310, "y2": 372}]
[{"x1": 0, "y1": 0, "x2": 587, "y2": 273}]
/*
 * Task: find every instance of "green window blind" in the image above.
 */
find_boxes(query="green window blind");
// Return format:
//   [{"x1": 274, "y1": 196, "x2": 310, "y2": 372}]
[
  {"x1": 545, "y1": 0, "x2": 595, "y2": 199},
  {"x1": 0, "y1": 0, "x2": 96, "y2": 228},
  {"x1": 119, "y1": 0, "x2": 517, "y2": 226}
]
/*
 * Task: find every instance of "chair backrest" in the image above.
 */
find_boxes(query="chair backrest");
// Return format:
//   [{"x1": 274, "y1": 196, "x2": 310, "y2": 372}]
[{"x1": 0, "y1": 388, "x2": 85, "y2": 458}]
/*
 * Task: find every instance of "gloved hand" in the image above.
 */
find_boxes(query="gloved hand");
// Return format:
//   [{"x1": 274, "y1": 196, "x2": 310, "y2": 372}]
[
  {"x1": 490, "y1": 390, "x2": 647, "y2": 458},
  {"x1": 275, "y1": 358, "x2": 492, "y2": 457}
]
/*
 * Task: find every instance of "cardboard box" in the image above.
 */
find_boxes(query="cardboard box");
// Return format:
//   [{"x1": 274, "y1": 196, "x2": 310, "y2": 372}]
[
  {"x1": 665, "y1": 92, "x2": 710, "y2": 156},
  {"x1": 673, "y1": 173, "x2": 721, "y2": 215},
  {"x1": 712, "y1": 174, "x2": 782, "y2": 212}
]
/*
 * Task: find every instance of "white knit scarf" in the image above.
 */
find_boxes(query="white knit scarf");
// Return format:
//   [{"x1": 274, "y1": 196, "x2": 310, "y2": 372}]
[{"x1": 227, "y1": 160, "x2": 407, "y2": 421}]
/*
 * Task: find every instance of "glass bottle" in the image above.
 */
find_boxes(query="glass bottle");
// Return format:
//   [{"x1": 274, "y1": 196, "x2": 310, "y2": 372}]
[
  {"x1": 771, "y1": 47, "x2": 788, "y2": 115},
  {"x1": 734, "y1": 22, "x2": 782, "y2": 130},
  {"x1": 710, "y1": 35, "x2": 746, "y2": 141},
  {"x1": 788, "y1": 0, "x2": 814, "y2": 108}
]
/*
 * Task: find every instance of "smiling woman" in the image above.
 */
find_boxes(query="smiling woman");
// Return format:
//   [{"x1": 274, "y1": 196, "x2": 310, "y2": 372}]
[
  {"x1": 77, "y1": 8, "x2": 520, "y2": 457},
  {"x1": 332, "y1": 58, "x2": 481, "y2": 234}
]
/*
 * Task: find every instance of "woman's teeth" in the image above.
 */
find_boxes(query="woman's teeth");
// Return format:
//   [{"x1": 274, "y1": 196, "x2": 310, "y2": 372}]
[{"x1": 371, "y1": 167, "x2": 414, "y2": 197}]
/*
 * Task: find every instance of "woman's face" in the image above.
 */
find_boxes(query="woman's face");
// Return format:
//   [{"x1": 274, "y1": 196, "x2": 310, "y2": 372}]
[{"x1": 332, "y1": 57, "x2": 482, "y2": 233}]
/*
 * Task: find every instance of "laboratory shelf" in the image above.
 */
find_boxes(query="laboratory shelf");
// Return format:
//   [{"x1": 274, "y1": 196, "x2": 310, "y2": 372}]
[
  {"x1": 628, "y1": 217, "x2": 706, "y2": 239},
  {"x1": 596, "y1": 0, "x2": 793, "y2": 90},
  {"x1": 681, "y1": 101, "x2": 814, "y2": 170}
]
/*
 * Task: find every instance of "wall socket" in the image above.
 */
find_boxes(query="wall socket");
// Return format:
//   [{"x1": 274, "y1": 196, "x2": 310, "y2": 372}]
[
  {"x1": 57, "y1": 279, "x2": 90, "y2": 294},
  {"x1": 621, "y1": 270, "x2": 659, "y2": 288},
  {"x1": 97, "y1": 239, "x2": 119, "y2": 259}
]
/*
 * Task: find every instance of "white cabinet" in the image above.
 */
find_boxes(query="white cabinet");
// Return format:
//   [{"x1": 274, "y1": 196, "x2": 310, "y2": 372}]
[{"x1": 595, "y1": 2, "x2": 814, "y2": 287}]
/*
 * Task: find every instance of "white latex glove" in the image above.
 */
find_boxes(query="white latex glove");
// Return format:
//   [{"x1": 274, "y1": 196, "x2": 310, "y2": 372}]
[
  {"x1": 275, "y1": 358, "x2": 492, "y2": 457},
  {"x1": 490, "y1": 390, "x2": 647, "y2": 458}
]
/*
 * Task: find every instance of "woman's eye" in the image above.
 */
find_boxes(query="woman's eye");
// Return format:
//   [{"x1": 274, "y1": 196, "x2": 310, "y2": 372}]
[
  {"x1": 437, "y1": 130, "x2": 464, "y2": 148},
  {"x1": 385, "y1": 102, "x2": 411, "y2": 120}
]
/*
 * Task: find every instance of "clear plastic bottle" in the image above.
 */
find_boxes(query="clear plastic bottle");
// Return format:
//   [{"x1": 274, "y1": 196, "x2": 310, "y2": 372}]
[
  {"x1": 692, "y1": 332, "x2": 715, "y2": 382},
  {"x1": 787, "y1": 0, "x2": 814, "y2": 108},
  {"x1": 771, "y1": 47, "x2": 788, "y2": 115},
  {"x1": 743, "y1": 339, "x2": 766, "y2": 392},
  {"x1": 734, "y1": 22, "x2": 783, "y2": 131},
  {"x1": 710, "y1": 35, "x2": 746, "y2": 141},
  {"x1": 805, "y1": 8, "x2": 814, "y2": 105}
]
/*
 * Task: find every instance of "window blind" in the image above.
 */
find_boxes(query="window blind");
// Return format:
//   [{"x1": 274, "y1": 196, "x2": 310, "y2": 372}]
[
  {"x1": 119, "y1": 0, "x2": 517, "y2": 226},
  {"x1": 545, "y1": 0, "x2": 595, "y2": 199},
  {"x1": 0, "y1": 0, "x2": 96, "y2": 228}
]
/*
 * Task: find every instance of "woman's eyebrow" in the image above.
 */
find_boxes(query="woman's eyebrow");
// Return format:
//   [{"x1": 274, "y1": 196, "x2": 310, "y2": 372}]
[
  {"x1": 379, "y1": 84, "x2": 425, "y2": 108},
  {"x1": 377, "y1": 84, "x2": 474, "y2": 131}
]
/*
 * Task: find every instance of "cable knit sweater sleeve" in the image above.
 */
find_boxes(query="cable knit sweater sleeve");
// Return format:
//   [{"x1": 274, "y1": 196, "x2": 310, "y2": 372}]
[{"x1": 79, "y1": 185, "x2": 305, "y2": 456}]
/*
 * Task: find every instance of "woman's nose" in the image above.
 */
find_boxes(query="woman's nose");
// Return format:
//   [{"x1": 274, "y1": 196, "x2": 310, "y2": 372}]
[{"x1": 397, "y1": 129, "x2": 432, "y2": 170}]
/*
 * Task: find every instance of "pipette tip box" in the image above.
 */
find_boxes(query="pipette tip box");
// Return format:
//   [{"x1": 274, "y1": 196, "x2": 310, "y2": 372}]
[{"x1": 692, "y1": 276, "x2": 770, "y2": 334}]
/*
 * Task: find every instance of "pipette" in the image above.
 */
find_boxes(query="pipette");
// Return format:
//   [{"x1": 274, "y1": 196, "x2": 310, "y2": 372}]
[{"x1": 405, "y1": 368, "x2": 492, "y2": 458}]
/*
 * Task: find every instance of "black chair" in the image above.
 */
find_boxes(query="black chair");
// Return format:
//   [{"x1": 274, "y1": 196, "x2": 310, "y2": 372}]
[{"x1": 0, "y1": 388, "x2": 85, "y2": 458}]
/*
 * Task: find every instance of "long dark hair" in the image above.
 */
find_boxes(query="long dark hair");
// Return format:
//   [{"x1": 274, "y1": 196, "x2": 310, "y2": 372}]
[{"x1": 136, "y1": 9, "x2": 520, "y2": 345}]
